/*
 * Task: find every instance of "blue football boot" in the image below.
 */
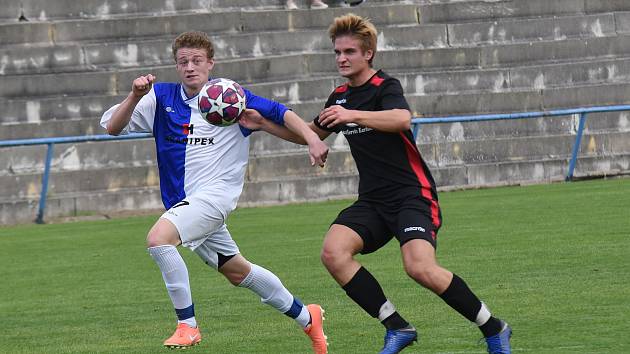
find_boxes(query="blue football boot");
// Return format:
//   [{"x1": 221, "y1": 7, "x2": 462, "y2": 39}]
[
  {"x1": 485, "y1": 320, "x2": 512, "y2": 354},
  {"x1": 379, "y1": 326, "x2": 418, "y2": 354}
]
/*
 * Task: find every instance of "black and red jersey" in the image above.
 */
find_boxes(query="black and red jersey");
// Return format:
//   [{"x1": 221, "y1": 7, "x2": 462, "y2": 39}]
[{"x1": 314, "y1": 70, "x2": 441, "y2": 227}]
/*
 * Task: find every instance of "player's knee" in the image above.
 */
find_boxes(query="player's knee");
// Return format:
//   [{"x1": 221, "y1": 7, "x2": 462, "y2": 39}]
[
  {"x1": 222, "y1": 266, "x2": 248, "y2": 286},
  {"x1": 219, "y1": 255, "x2": 250, "y2": 286},
  {"x1": 404, "y1": 264, "x2": 433, "y2": 286},
  {"x1": 225, "y1": 273, "x2": 244, "y2": 286},
  {"x1": 146, "y1": 229, "x2": 177, "y2": 247},
  {"x1": 320, "y1": 246, "x2": 348, "y2": 270}
]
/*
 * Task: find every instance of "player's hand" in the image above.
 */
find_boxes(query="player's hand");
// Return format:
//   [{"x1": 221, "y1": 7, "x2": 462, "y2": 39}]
[
  {"x1": 239, "y1": 109, "x2": 265, "y2": 130},
  {"x1": 318, "y1": 105, "x2": 354, "y2": 128},
  {"x1": 131, "y1": 74, "x2": 156, "y2": 97},
  {"x1": 307, "y1": 138, "x2": 329, "y2": 168}
]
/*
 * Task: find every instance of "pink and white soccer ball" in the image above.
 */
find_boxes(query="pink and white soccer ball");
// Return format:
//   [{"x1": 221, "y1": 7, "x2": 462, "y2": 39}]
[{"x1": 198, "y1": 78, "x2": 247, "y2": 127}]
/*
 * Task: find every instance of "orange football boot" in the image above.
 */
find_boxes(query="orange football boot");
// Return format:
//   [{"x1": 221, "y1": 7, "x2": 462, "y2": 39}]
[
  {"x1": 163, "y1": 323, "x2": 202, "y2": 349},
  {"x1": 303, "y1": 304, "x2": 328, "y2": 354}
]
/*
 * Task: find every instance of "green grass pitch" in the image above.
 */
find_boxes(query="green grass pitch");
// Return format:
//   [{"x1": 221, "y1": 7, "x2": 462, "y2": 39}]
[{"x1": 1, "y1": 178, "x2": 629, "y2": 353}]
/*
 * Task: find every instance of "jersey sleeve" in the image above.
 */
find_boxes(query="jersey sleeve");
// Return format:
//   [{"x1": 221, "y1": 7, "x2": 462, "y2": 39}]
[
  {"x1": 378, "y1": 78, "x2": 411, "y2": 111},
  {"x1": 312, "y1": 93, "x2": 341, "y2": 133},
  {"x1": 244, "y1": 89, "x2": 288, "y2": 125},
  {"x1": 100, "y1": 88, "x2": 157, "y2": 134}
]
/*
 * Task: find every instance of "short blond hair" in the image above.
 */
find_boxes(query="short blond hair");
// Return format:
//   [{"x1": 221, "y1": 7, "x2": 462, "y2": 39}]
[
  {"x1": 172, "y1": 31, "x2": 214, "y2": 61},
  {"x1": 328, "y1": 13, "x2": 377, "y2": 64}
]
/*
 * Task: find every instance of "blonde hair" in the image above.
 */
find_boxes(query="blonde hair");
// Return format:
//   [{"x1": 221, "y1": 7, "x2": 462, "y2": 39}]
[
  {"x1": 328, "y1": 13, "x2": 377, "y2": 64},
  {"x1": 172, "y1": 31, "x2": 214, "y2": 61}
]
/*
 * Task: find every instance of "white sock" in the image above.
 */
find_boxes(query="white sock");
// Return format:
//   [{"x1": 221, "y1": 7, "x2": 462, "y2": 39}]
[
  {"x1": 475, "y1": 302, "x2": 492, "y2": 326},
  {"x1": 238, "y1": 263, "x2": 309, "y2": 326},
  {"x1": 294, "y1": 305, "x2": 311, "y2": 328},
  {"x1": 377, "y1": 300, "x2": 396, "y2": 322},
  {"x1": 148, "y1": 245, "x2": 197, "y2": 328}
]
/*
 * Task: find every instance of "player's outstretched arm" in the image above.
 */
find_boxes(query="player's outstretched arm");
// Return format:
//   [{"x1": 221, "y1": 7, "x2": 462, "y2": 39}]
[
  {"x1": 106, "y1": 74, "x2": 155, "y2": 135},
  {"x1": 282, "y1": 110, "x2": 329, "y2": 167},
  {"x1": 239, "y1": 109, "x2": 302, "y2": 142},
  {"x1": 240, "y1": 109, "x2": 330, "y2": 167}
]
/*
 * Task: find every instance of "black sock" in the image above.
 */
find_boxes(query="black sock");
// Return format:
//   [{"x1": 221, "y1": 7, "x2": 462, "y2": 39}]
[
  {"x1": 381, "y1": 312, "x2": 409, "y2": 330},
  {"x1": 342, "y1": 266, "x2": 408, "y2": 329},
  {"x1": 479, "y1": 317, "x2": 503, "y2": 337},
  {"x1": 439, "y1": 274, "x2": 502, "y2": 337},
  {"x1": 439, "y1": 274, "x2": 483, "y2": 322}
]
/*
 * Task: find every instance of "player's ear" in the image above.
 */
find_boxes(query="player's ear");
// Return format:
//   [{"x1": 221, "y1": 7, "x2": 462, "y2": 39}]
[
  {"x1": 364, "y1": 49, "x2": 374, "y2": 63},
  {"x1": 207, "y1": 58, "x2": 215, "y2": 71}
]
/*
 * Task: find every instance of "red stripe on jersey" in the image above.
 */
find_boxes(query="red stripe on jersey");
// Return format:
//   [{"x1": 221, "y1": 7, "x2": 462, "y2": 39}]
[
  {"x1": 335, "y1": 84, "x2": 349, "y2": 93},
  {"x1": 399, "y1": 132, "x2": 441, "y2": 229},
  {"x1": 370, "y1": 75, "x2": 385, "y2": 87}
]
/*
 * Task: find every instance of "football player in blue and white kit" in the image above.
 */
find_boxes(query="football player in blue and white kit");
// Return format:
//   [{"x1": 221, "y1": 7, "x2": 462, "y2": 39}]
[{"x1": 100, "y1": 31, "x2": 329, "y2": 353}]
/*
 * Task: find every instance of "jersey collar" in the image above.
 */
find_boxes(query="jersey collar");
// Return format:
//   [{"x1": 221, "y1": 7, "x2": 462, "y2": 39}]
[{"x1": 180, "y1": 84, "x2": 199, "y2": 107}]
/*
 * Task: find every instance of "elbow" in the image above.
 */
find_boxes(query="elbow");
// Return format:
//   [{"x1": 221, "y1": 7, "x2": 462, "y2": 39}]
[
  {"x1": 105, "y1": 124, "x2": 121, "y2": 136},
  {"x1": 400, "y1": 119, "x2": 411, "y2": 131},
  {"x1": 398, "y1": 109, "x2": 412, "y2": 131}
]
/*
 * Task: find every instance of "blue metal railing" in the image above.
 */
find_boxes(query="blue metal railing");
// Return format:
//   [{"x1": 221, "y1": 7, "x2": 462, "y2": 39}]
[
  {"x1": 411, "y1": 104, "x2": 630, "y2": 183},
  {"x1": 2, "y1": 104, "x2": 630, "y2": 224},
  {"x1": 0, "y1": 133, "x2": 152, "y2": 223}
]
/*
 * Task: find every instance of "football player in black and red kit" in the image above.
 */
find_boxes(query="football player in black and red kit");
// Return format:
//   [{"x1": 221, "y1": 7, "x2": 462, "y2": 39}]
[{"x1": 240, "y1": 13, "x2": 512, "y2": 354}]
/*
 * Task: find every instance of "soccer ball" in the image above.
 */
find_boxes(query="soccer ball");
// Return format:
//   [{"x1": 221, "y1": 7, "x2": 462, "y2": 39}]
[{"x1": 198, "y1": 78, "x2": 247, "y2": 127}]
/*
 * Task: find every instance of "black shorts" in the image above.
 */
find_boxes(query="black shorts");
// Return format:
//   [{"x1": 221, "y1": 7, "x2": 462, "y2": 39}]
[{"x1": 332, "y1": 197, "x2": 440, "y2": 254}]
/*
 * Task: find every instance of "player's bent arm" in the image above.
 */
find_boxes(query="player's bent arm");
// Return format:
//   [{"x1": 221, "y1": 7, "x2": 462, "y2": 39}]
[
  {"x1": 354, "y1": 108, "x2": 411, "y2": 132},
  {"x1": 320, "y1": 105, "x2": 411, "y2": 133},
  {"x1": 311, "y1": 122, "x2": 332, "y2": 141},
  {"x1": 106, "y1": 93, "x2": 143, "y2": 135},
  {"x1": 106, "y1": 74, "x2": 155, "y2": 135}
]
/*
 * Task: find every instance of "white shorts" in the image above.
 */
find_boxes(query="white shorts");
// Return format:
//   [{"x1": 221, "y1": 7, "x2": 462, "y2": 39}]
[{"x1": 161, "y1": 192, "x2": 239, "y2": 269}]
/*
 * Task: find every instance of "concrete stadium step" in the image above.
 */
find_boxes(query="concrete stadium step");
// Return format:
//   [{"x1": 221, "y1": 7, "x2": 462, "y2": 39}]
[
  {"x1": 7, "y1": 33, "x2": 630, "y2": 99},
  {"x1": 0, "y1": 0, "x2": 280, "y2": 22},
  {"x1": 0, "y1": 4, "x2": 418, "y2": 46},
  {"x1": 4, "y1": 151, "x2": 628, "y2": 225},
  {"x1": 0, "y1": 119, "x2": 104, "y2": 141},
  {"x1": 3, "y1": 77, "x2": 630, "y2": 139},
  {"x1": 422, "y1": 131, "x2": 630, "y2": 167},
  {"x1": 404, "y1": 81, "x2": 630, "y2": 117},
  {"x1": 5, "y1": 54, "x2": 630, "y2": 128},
  {"x1": 0, "y1": 165, "x2": 159, "y2": 200},
  {"x1": 417, "y1": 0, "x2": 630, "y2": 24},
  {"x1": 0, "y1": 0, "x2": 398, "y2": 23},
  {"x1": 446, "y1": 12, "x2": 616, "y2": 47},
  {"x1": 0, "y1": 186, "x2": 163, "y2": 225},
  {"x1": 416, "y1": 111, "x2": 630, "y2": 144},
  {"x1": 6, "y1": 128, "x2": 627, "y2": 200},
  {"x1": 246, "y1": 130, "x2": 630, "y2": 180},
  {"x1": 0, "y1": 23, "x2": 446, "y2": 75},
  {"x1": 6, "y1": 108, "x2": 627, "y2": 179},
  {"x1": 5, "y1": 107, "x2": 628, "y2": 162},
  {"x1": 403, "y1": 57, "x2": 630, "y2": 96},
  {"x1": 0, "y1": 75, "x2": 338, "y2": 127},
  {"x1": 0, "y1": 139, "x2": 155, "y2": 177},
  {"x1": 9, "y1": 0, "x2": 624, "y2": 25},
  {"x1": 1, "y1": 94, "x2": 123, "y2": 126},
  {"x1": 434, "y1": 153, "x2": 630, "y2": 189},
  {"x1": 273, "y1": 81, "x2": 630, "y2": 118},
  {"x1": 2, "y1": 11, "x2": 622, "y2": 76}
]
